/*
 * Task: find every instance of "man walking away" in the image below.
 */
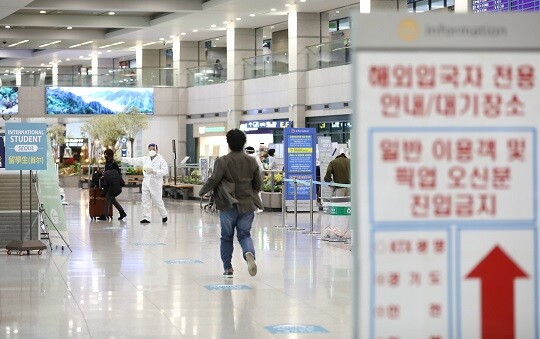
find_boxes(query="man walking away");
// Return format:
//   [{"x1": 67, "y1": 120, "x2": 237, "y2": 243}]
[
  {"x1": 199, "y1": 129, "x2": 263, "y2": 278},
  {"x1": 324, "y1": 150, "x2": 351, "y2": 197}
]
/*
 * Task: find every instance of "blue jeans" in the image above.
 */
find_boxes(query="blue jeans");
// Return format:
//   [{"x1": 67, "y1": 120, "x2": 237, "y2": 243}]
[{"x1": 219, "y1": 205, "x2": 255, "y2": 270}]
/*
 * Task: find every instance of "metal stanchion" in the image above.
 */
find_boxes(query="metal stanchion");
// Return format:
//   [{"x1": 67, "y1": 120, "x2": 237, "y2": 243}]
[
  {"x1": 289, "y1": 178, "x2": 305, "y2": 231},
  {"x1": 303, "y1": 178, "x2": 320, "y2": 235},
  {"x1": 275, "y1": 177, "x2": 292, "y2": 228}
]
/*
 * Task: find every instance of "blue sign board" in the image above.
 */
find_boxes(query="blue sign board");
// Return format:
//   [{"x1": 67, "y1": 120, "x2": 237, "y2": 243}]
[
  {"x1": 265, "y1": 324, "x2": 329, "y2": 334},
  {"x1": 204, "y1": 284, "x2": 252, "y2": 291},
  {"x1": 0, "y1": 135, "x2": 5, "y2": 169},
  {"x1": 4, "y1": 123, "x2": 47, "y2": 171},
  {"x1": 284, "y1": 128, "x2": 316, "y2": 201}
]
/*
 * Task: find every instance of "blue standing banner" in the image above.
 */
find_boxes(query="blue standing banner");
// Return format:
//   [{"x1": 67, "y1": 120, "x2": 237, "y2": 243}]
[
  {"x1": 284, "y1": 128, "x2": 316, "y2": 209},
  {"x1": 4, "y1": 123, "x2": 48, "y2": 171},
  {"x1": 0, "y1": 134, "x2": 5, "y2": 168}
]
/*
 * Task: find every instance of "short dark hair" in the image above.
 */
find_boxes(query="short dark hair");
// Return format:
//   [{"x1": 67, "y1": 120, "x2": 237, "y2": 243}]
[
  {"x1": 215, "y1": 59, "x2": 220, "y2": 63},
  {"x1": 268, "y1": 149, "x2": 275, "y2": 156},
  {"x1": 104, "y1": 149, "x2": 114, "y2": 158},
  {"x1": 226, "y1": 129, "x2": 246, "y2": 152}
]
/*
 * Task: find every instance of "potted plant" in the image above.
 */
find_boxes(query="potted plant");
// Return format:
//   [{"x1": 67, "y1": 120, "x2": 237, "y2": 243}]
[{"x1": 261, "y1": 172, "x2": 282, "y2": 210}]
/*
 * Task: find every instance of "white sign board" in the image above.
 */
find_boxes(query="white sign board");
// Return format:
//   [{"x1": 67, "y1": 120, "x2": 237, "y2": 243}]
[{"x1": 354, "y1": 14, "x2": 539, "y2": 339}]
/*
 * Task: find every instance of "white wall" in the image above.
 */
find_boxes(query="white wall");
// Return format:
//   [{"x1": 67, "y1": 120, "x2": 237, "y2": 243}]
[
  {"x1": 137, "y1": 115, "x2": 179, "y2": 166},
  {"x1": 187, "y1": 83, "x2": 228, "y2": 114},
  {"x1": 243, "y1": 75, "x2": 289, "y2": 110},
  {"x1": 306, "y1": 64, "x2": 351, "y2": 105}
]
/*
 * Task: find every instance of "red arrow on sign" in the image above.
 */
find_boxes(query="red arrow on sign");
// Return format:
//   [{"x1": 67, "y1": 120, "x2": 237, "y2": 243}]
[{"x1": 466, "y1": 245, "x2": 529, "y2": 339}]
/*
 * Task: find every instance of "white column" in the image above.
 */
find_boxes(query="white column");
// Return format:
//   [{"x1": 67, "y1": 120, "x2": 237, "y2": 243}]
[
  {"x1": 91, "y1": 53, "x2": 99, "y2": 86},
  {"x1": 177, "y1": 40, "x2": 199, "y2": 159},
  {"x1": 226, "y1": 25, "x2": 255, "y2": 130},
  {"x1": 455, "y1": 0, "x2": 472, "y2": 12},
  {"x1": 52, "y1": 62, "x2": 58, "y2": 86},
  {"x1": 136, "y1": 45, "x2": 143, "y2": 86},
  {"x1": 15, "y1": 68, "x2": 22, "y2": 86},
  {"x1": 288, "y1": 11, "x2": 320, "y2": 128},
  {"x1": 172, "y1": 36, "x2": 181, "y2": 87}
]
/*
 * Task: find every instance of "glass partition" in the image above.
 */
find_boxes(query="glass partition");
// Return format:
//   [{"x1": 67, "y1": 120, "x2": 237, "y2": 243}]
[
  {"x1": 0, "y1": 67, "x2": 175, "y2": 87},
  {"x1": 307, "y1": 38, "x2": 351, "y2": 70},
  {"x1": 243, "y1": 52, "x2": 288, "y2": 80},
  {"x1": 186, "y1": 65, "x2": 227, "y2": 87}
]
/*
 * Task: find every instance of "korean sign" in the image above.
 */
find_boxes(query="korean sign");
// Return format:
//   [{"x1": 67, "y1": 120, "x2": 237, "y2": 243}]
[
  {"x1": 353, "y1": 14, "x2": 539, "y2": 339},
  {"x1": 284, "y1": 128, "x2": 316, "y2": 204},
  {"x1": 5, "y1": 123, "x2": 47, "y2": 171}
]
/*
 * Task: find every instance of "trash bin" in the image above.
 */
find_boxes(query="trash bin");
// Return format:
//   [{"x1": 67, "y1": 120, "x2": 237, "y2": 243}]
[{"x1": 321, "y1": 196, "x2": 351, "y2": 242}]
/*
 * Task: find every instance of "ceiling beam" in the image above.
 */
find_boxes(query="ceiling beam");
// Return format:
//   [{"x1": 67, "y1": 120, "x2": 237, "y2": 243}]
[
  {"x1": 24, "y1": 0, "x2": 203, "y2": 12},
  {"x1": 0, "y1": 14, "x2": 150, "y2": 28}
]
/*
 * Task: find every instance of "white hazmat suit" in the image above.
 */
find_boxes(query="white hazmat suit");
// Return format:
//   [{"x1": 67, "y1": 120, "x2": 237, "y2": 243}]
[{"x1": 122, "y1": 153, "x2": 168, "y2": 222}]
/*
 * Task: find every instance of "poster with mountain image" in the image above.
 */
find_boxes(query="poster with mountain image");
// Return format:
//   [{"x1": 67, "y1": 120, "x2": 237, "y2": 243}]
[{"x1": 46, "y1": 87, "x2": 154, "y2": 115}]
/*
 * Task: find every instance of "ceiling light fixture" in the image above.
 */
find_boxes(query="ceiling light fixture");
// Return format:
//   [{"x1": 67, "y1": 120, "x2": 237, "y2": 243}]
[
  {"x1": 211, "y1": 24, "x2": 216, "y2": 28},
  {"x1": 69, "y1": 40, "x2": 93, "y2": 48},
  {"x1": 271, "y1": 8, "x2": 277, "y2": 11},
  {"x1": 67, "y1": 26, "x2": 72, "y2": 30},
  {"x1": 180, "y1": 32, "x2": 186, "y2": 36},
  {"x1": 38, "y1": 40, "x2": 62, "y2": 48},
  {"x1": 250, "y1": 14, "x2": 255, "y2": 17},
  {"x1": 57, "y1": 60, "x2": 62, "y2": 63},
  {"x1": 79, "y1": 56, "x2": 84, "y2": 58},
  {"x1": 159, "y1": 38, "x2": 165, "y2": 41},
  {"x1": 300, "y1": 0, "x2": 307, "y2": 2},
  {"x1": 107, "y1": 50, "x2": 112, "y2": 53},
  {"x1": 216, "y1": 38, "x2": 220, "y2": 41},
  {"x1": 5, "y1": 25, "x2": 10, "y2": 29},
  {"x1": 66, "y1": 58, "x2": 71, "y2": 61},
  {"x1": 222, "y1": 21, "x2": 228, "y2": 24},
  {"x1": 8, "y1": 40, "x2": 29, "y2": 47},
  {"x1": 236, "y1": 17, "x2": 241, "y2": 21},
  {"x1": 108, "y1": 12, "x2": 115, "y2": 15},
  {"x1": 169, "y1": 35, "x2": 175, "y2": 38},
  {"x1": 142, "y1": 42, "x2": 156, "y2": 46},
  {"x1": 99, "y1": 41, "x2": 125, "y2": 49},
  {"x1": 285, "y1": 4, "x2": 291, "y2": 7},
  {"x1": 40, "y1": 10, "x2": 46, "y2": 14},
  {"x1": 336, "y1": 10, "x2": 340, "y2": 13},
  {"x1": 193, "y1": 29, "x2": 198, "y2": 32}
]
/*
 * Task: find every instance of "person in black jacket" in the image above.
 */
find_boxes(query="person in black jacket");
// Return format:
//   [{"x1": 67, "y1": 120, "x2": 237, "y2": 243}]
[{"x1": 98, "y1": 149, "x2": 127, "y2": 221}]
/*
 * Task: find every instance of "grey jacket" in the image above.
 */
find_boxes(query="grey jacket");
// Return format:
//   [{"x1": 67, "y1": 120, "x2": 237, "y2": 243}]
[{"x1": 199, "y1": 151, "x2": 263, "y2": 212}]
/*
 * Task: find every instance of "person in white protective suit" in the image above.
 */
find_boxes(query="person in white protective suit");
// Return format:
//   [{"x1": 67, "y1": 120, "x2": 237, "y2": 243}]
[{"x1": 121, "y1": 143, "x2": 169, "y2": 224}]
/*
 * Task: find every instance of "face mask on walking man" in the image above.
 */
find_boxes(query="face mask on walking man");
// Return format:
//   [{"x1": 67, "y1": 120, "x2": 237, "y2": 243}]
[{"x1": 122, "y1": 143, "x2": 169, "y2": 224}]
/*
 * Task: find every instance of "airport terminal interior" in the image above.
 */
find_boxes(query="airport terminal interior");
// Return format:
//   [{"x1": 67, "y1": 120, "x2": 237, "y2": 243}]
[{"x1": 0, "y1": 0, "x2": 538, "y2": 338}]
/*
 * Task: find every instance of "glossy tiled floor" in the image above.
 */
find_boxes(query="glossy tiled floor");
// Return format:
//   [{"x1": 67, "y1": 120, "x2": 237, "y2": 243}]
[{"x1": 0, "y1": 187, "x2": 352, "y2": 338}]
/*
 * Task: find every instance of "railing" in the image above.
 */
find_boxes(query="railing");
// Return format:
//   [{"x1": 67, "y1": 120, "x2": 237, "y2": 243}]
[
  {"x1": 307, "y1": 39, "x2": 351, "y2": 70},
  {"x1": 0, "y1": 67, "x2": 176, "y2": 87},
  {"x1": 186, "y1": 65, "x2": 227, "y2": 87},
  {"x1": 243, "y1": 52, "x2": 289, "y2": 80}
]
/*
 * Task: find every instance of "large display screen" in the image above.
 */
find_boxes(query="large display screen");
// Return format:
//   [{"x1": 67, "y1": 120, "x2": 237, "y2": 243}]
[
  {"x1": 0, "y1": 87, "x2": 19, "y2": 115},
  {"x1": 46, "y1": 87, "x2": 154, "y2": 115}
]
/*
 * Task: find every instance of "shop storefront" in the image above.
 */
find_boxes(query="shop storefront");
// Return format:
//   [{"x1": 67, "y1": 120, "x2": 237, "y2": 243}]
[
  {"x1": 306, "y1": 114, "x2": 351, "y2": 144},
  {"x1": 192, "y1": 122, "x2": 227, "y2": 159},
  {"x1": 239, "y1": 119, "x2": 291, "y2": 149}
]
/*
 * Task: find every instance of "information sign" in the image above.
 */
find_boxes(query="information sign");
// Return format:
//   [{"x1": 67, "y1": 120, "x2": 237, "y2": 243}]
[
  {"x1": 354, "y1": 14, "x2": 539, "y2": 339},
  {"x1": 284, "y1": 128, "x2": 316, "y2": 205},
  {"x1": 5, "y1": 123, "x2": 47, "y2": 171}
]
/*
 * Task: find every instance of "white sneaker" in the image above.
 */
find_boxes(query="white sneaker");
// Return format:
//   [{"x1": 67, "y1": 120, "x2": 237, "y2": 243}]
[{"x1": 245, "y1": 252, "x2": 257, "y2": 276}]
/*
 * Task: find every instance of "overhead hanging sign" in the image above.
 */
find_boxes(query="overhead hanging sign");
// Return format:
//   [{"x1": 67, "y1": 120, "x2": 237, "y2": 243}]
[
  {"x1": 353, "y1": 14, "x2": 539, "y2": 339},
  {"x1": 4, "y1": 123, "x2": 47, "y2": 171}
]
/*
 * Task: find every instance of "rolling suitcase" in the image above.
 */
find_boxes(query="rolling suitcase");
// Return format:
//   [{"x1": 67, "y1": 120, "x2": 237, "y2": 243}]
[{"x1": 89, "y1": 188, "x2": 113, "y2": 220}]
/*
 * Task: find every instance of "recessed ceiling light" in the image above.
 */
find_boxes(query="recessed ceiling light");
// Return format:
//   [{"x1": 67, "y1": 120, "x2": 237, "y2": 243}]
[
  {"x1": 66, "y1": 58, "x2": 70, "y2": 61},
  {"x1": 97, "y1": 52, "x2": 102, "y2": 55},
  {"x1": 263, "y1": 35, "x2": 267, "y2": 38},
  {"x1": 79, "y1": 56, "x2": 84, "y2": 58},
  {"x1": 180, "y1": 32, "x2": 186, "y2": 36},
  {"x1": 300, "y1": 0, "x2": 306, "y2": 2},
  {"x1": 5, "y1": 25, "x2": 10, "y2": 29},
  {"x1": 67, "y1": 26, "x2": 72, "y2": 30},
  {"x1": 107, "y1": 50, "x2": 112, "y2": 52},
  {"x1": 193, "y1": 29, "x2": 198, "y2": 32},
  {"x1": 271, "y1": 8, "x2": 277, "y2": 11},
  {"x1": 236, "y1": 17, "x2": 241, "y2": 21},
  {"x1": 285, "y1": 4, "x2": 291, "y2": 7},
  {"x1": 216, "y1": 38, "x2": 220, "y2": 41},
  {"x1": 108, "y1": 12, "x2": 115, "y2": 15},
  {"x1": 40, "y1": 10, "x2": 46, "y2": 14},
  {"x1": 169, "y1": 35, "x2": 175, "y2": 38},
  {"x1": 211, "y1": 24, "x2": 216, "y2": 28},
  {"x1": 8, "y1": 40, "x2": 29, "y2": 47},
  {"x1": 38, "y1": 40, "x2": 62, "y2": 48},
  {"x1": 69, "y1": 40, "x2": 93, "y2": 48},
  {"x1": 271, "y1": 26, "x2": 275, "y2": 29},
  {"x1": 213, "y1": 45, "x2": 216, "y2": 47},
  {"x1": 222, "y1": 21, "x2": 228, "y2": 24},
  {"x1": 57, "y1": 60, "x2": 62, "y2": 63},
  {"x1": 41, "y1": 63, "x2": 45, "y2": 66},
  {"x1": 159, "y1": 38, "x2": 165, "y2": 41},
  {"x1": 99, "y1": 41, "x2": 125, "y2": 49},
  {"x1": 143, "y1": 42, "x2": 156, "y2": 46},
  {"x1": 250, "y1": 14, "x2": 255, "y2": 17},
  {"x1": 336, "y1": 10, "x2": 340, "y2": 13}
]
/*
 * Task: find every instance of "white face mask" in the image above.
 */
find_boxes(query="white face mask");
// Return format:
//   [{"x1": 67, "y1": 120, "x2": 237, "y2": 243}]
[{"x1": 148, "y1": 150, "x2": 157, "y2": 157}]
